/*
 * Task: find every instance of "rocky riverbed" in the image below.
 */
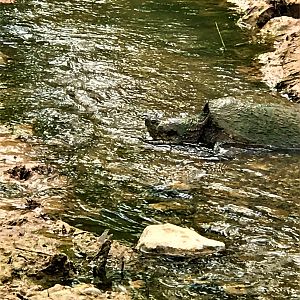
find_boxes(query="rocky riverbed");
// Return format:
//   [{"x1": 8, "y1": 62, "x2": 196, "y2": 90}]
[
  {"x1": 0, "y1": 124, "x2": 135, "y2": 299},
  {"x1": 0, "y1": 124, "x2": 225, "y2": 299},
  {"x1": 228, "y1": 0, "x2": 300, "y2": 102}
]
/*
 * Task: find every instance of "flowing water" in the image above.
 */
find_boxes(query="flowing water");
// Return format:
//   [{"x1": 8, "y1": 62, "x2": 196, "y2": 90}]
[{"x1": 1, "y1": 0, "x2": 300, "y2": 299}]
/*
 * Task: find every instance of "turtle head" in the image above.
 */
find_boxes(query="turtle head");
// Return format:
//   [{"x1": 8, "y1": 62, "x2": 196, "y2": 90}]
[
  {"x1": 145, "y1": 115, "x2": 182, "y2": 142},
  {"x1": 145, "y1": 113, "x2": 208, "y2": 143}
]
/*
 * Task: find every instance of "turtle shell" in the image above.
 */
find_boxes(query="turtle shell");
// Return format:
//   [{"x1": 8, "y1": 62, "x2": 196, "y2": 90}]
[{"x1": 207, "y1": 97, "x2": 300, "y2": 149}]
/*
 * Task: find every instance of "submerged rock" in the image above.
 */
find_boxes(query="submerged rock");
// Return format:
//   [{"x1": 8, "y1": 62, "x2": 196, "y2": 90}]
[
  {"x1": 29, "y1": 283, "x2": 130, "y2": 300},
  {"x1": 0, "y1": 51, "x2": 10, "y2": 65},
  {"x1": 136, "y1": 223, "x2": 225, "y2": 256}
]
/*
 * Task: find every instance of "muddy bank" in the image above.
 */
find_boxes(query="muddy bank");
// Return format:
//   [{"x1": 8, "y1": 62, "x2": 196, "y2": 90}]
[
  {"x1": 228, "y1": 0, "x2": 300, "y2": 102},
  {"x1": 0, "y1": 125, "x2": 134, "y2": 299}
]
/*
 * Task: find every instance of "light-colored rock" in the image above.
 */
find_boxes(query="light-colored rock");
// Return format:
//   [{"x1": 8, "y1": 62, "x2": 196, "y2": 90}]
[
  {"x1": 136, "y1": 223, "x2": 225, "y2": 256},
  {"x1": 0, "y1": 51, "x2": 10, "y2": 65},
  {"x1": 224, "y1": 284, "x2": 248, "y2": 295},
  {"x1": 228, "y1": 0, "x2": 300, "y2": 101},
  {"x1": 29, "y1": 283, "x2": 131, "y2": 300},
  {"x1": 80, "y1": 286, "x2": 102, "y2": 296},
  {"x1": 258, "y1": 25, "x2": 300, "y2": 99},
  {"x1": 260, "y1": 16, "x2": 300, "y2": 38},
  {"x1": 0, "y1": 263, "x2": 11, "y2": 283}
]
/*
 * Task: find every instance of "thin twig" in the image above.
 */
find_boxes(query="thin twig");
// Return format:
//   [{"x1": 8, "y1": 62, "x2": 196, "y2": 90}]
[{"x1": 215, "y1": 22, "x2": 226, "y2": 50}]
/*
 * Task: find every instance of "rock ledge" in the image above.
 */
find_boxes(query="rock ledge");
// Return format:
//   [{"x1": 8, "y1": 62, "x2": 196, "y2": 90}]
[{"x1": 228, "y1": 0, "x2": 300, "y2": 102}]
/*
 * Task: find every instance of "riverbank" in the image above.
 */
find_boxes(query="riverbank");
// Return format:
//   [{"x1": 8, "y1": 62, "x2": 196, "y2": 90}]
[
  {"x1": 0, "y1": 125, "x2": 134, "y2": 299},
  {"x1": 228, "y1": 0, "x2": 300, "y2": 102}
]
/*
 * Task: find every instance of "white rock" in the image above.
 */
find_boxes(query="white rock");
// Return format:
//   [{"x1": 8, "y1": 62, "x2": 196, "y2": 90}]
[
  {"x1": 81, "y1": 287, "x2": 102, "y2": 296},
  {"x1": 136, "y1": 223, "x2": 225, "y2": 256}
]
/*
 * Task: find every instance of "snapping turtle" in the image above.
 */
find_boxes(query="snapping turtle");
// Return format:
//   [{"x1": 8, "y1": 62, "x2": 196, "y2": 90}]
[{"x1": 145, "y1": 97, "x2": 300, "y2": 149}]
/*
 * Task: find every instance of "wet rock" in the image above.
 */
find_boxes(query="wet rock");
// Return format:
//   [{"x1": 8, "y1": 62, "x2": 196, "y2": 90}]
[
  {"x1": 79, "y1": 286, "x2": 102, "y2": 296},
  {"x1": 239, "y1": 1, "x2": 272, "y2": 28},
  {"x1": 29, "y1": 283, "x2": 131, "y2": 300},
  {"x1": 228, "y1": 0, "x2": 300, "y2": 101},
  {"x1": 260, "y1": 15, "x2": 300, "y2": 37},
  {"x1": 149, "y1": 201, "x2": 191, "y2": 212},
  {"x1": 0, "y1": 207, "x2": 135, "y2": 298},
  {"x1": 73, "y1": 230, "x2": 112, "y2": 258},
  {"x1": 71, "y1": 229, "x2": 135, "y2": 290},
  {"x1": 0, "y1": 51, "x2": 10, "y2": 64},
  {"x1": 0, "y1": 263, "x2": 12, "y2": 283},
  {"x1": 5, "y1": 164, "x2": 54, "y2": 181},
  {"x1": 25, "y1": 199, "x2": 41, "y2": 210},
  {"x1": 258, "y1": 22, "x2": 300, "y2": 100},
  {"x1": 6, "y1": 165, "x2": 32, "y2": 181},
  {"x1": 38, "y1": 253, "x2": 75, "y2": 278},
  {"x1": 229, "y1": 0, "x2": 300, "y2": 29},
  {"x1": 224, "y1": 284, "x2": 248, "y2": 296},
  {"x1": 136, "y1": 223, "x2": 225, "y2": 256},
  {"x1": 0, "y1": 0, "x2": 15, "y2": 3},
  {"x1": 31, "y1": 164, "x2": 54, "y2": 175}
]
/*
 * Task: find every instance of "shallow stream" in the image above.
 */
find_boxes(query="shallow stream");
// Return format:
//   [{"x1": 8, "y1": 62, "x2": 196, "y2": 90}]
[{"x1": 1, "y1": 0, "x2": 300, "y2": 298}]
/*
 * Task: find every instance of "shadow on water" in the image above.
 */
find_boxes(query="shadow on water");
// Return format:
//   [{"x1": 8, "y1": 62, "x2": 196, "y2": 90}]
[{"x1": 1, "y1": 0, "x2": 300, "y2": 298}]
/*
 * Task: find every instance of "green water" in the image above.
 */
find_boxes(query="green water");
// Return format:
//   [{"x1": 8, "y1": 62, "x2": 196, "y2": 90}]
[{"x1": 1, "y1": 0, "x2": 300, "y2": 298}]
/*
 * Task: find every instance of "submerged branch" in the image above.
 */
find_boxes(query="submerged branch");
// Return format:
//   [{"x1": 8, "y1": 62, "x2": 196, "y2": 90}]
[{"x1": 215, "y1": 22, "x2": 226, "y2": 50}]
